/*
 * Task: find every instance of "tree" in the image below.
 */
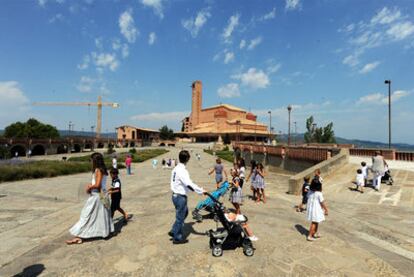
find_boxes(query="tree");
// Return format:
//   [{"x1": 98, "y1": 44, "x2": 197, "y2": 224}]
[
  {"x1": 159, "y1": 125, "x2": 175, "y2": 140},
  {"x1": 304, "y1": 116, "x2": 336, "y2": 143},
  {"x1": 4, "y1": 118, "x2": 60, "y2": 139}
]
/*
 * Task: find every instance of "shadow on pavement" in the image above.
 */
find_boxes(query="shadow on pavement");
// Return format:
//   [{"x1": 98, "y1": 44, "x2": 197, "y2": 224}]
[
  {"x1": 294, "y1": 224, "x2": 308, "y2": 237},
  {"x1": 13, "y1": 264, "x2": 45, "y2": 277},
  {"x1": 182, "y1": 222, "x2": 208, "y2": 239}
]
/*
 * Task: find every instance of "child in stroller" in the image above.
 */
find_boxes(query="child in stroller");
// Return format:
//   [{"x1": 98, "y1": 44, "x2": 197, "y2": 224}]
[
  {"x1": 192, "y1": 181, "x2": 229, "y2": 222},
  {"x1": 205, "y1": 192, "x2": 257, "y2": 257},
  {"x1": 381, "y1": 163, "x2": 394, "y2": 185}
]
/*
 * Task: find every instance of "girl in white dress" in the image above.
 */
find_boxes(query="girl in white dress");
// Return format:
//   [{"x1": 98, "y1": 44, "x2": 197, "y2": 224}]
[{"x1": 306, "y1": 179, "x2": 328, "y2": 241}]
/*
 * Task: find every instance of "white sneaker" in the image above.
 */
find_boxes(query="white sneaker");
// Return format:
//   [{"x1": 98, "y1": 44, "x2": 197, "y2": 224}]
[
  {"x1": 249, "y1": 235, "x2": 259, "y2": 241},
  {"x1": 307, "y1": 236, "x2": 316, "y2": 241}
]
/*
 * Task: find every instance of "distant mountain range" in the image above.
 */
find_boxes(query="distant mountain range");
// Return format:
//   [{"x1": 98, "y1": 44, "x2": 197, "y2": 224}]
[
  {"x1": 276, "y1": 133, "x2": 414, "y2": 151},
  {"x1": 1, "y1": 130, "x2": 412, "y2": 151}
]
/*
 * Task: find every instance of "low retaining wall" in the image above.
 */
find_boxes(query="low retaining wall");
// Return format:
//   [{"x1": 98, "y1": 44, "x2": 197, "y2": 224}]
[{"x1": 288, "y1": 149, "x2": 350, "y2": 195}]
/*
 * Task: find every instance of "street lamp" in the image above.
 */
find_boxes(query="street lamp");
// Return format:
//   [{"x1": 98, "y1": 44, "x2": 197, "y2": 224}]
[
  {"x1": 384, "y1": 80, "x2": 391, "y2": 149},
  {"x1": 268, "y1": 110, "x2": 272, "y2": 144},
  {"x1": 294, "y1": 121, "x2": 297, "y2": 145},
  {"x1": 287, "y1": 105, "x2": 292, "y2": 146}
]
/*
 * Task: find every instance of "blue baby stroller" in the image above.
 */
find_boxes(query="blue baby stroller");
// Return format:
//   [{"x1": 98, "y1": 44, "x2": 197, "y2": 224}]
[{"x1": 192, "y1": 181, "x2": 230, "y2": 222}]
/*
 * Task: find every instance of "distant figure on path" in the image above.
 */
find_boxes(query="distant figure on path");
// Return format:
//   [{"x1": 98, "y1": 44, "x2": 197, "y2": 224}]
[
  {"x1": 112, "y1": 156, "x2": 117, "y2": 169},
  {"x1": 361, "y1": 161, "x2": 368, "y2": 186},
  {"x1": 229, "y1": 169, "x2": 242, "y2": 214},
  {"x1": 109, "y1": 168, "x2": 128, "y2": 221},
  {"x1": 66, "y1": 153, "x2": 114, "y2": 244},
  {"x1": 15, "y1": 151, "x2": 18, "y2": 158},
  {"x1": 371, "y1": 151, "x2": 385, "y2": 191},
  {"x1": 255, "y1": 163, "x2": 266, "y2": 203},
  {"x1": 209, "y1": 158, "x2": 227, "y2": 189},
  {"x1": 125, "y1": 154, "x2": 132, "y2": 175},
  {"x1": 169, "y1": 150, "x2": 206, "y2": 244},
  {"x1": 246, "y1": 160, "x2": 258, "y2": 201},
  {"x1": 152, "y1": 159, "x2": 158, "y2": 169},
  {"x1": 27, "y1": 149, "x2": 32, "y2": 158},
  {"x1": 296, "y1": 176, "x2": 310, "y2": 212},
  {"x1": 306, "y1": 179, "x2": 328, "y2": 242}
]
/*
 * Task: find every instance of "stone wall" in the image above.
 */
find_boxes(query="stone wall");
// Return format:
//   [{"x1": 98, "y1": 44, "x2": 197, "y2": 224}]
[{"x1": 288, "y1": 149, "x2": 350, "y2": 195}]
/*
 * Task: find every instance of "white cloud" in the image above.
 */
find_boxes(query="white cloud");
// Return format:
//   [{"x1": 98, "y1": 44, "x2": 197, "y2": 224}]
[
  {"x1": 217, "y1": 83, "x2": 240, "y2": 98},
  {"x1": 95, "y1": 37, "x2": 103, "y2": 49},
  {"x1": 121, "y1": 44, "x2": 129, "y2": 58},
  {"x1": 38, "y1": 0, "x2": 47, "y2": 6},
  {"x1": 140, "y1": 0, "x2": 165, "y2": 19},
  {"x1": 77, "y1": 55, "x2": 90, "y2": 70},
  {"x1": 359, "y1": 61, "x2": 380, "y2": 74},
  {"x1": 182, "y1": 8, "x2": 211, "y2": 38},
  {"x1": 49, "y1": 13, "x2": 64, "y2": 23},
  {"x1": 239, "y1": 39, "x2": 246, "y2": 49},
  {"x1": 260, "y1": 7, "x2": 276, "y2": 21},
  {"x1": 357, "y1": 90, "x2": 411, "y2": 105},
  {"x1": 148, "y1": 32, "x2": 156, "y2": 45},
  {"x1": 119, "y1": 9, "x2": 139, "y2": 43},
  {"x1": 267, "y1": 63, "x2": 282, "y2": 74},
  {"x1": 232, "y1": 68, "x2": 270, "y2": 89},
  {"x1": 386, "y1": 21, "x2": 414, "y2": 41},
  {"x1": 91, "y1": 52, "x2": 119, "y2": 71},
  {"x1": 112, "y1": 38, "x2": 121, "y2": 50},
  {"x1": 247, "y1": 36, "x2": 262, "y2": 50},
  {"x1": 223, "y1": 51, "x2": 234, "y2": 64},
  {"x1": 131, "y1": 111, "x2": 188, "y2": 122},
  {"x1": 285, "y1": 0, "x2": 301, "y2": 11},
  {"x1": 76, "y1": 76, "x2": 95, "y2": 93},
  {"x1": 0, "y1": 82, "x2": 30, "y2": 118},
  {"x1": 342, "y1": 53, "x2": 360, "y2": 67},
  {"x1": 371, "y1": 7, "x2": 401, "y2": 25},
  {"x1": 222, "y1": 14, "x2": 240, "y2": 43}
]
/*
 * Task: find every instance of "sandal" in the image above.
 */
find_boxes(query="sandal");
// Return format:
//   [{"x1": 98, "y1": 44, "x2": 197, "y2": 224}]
[
  {"x1": 313, "y1": 233, "x2": 322, "y2": 239},
  {"x1": 66, "y1": 238, "x2": 83, "y2": 245}
]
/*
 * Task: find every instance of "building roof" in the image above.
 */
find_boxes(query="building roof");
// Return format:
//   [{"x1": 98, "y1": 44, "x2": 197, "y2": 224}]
[
  {"x1": 116, "y1": 125, "x2": 160, "y2": 133},
  {"x1": 202, "y1": 104, "x2": 246, "y2": 112}
]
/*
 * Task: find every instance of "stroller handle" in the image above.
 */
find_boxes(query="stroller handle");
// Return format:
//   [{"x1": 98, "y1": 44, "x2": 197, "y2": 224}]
[{"x1": 204, "y1": 192, "x2": 221, "y2": 204}]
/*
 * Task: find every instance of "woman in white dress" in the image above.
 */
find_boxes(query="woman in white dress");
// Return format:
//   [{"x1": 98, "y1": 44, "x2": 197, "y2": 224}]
[
  {"x1": 66, "y1": 153, "x2": 114, "y2": 244},
  {"x1": 306, "y1": 179, "x2": 328, "y2": 241}
]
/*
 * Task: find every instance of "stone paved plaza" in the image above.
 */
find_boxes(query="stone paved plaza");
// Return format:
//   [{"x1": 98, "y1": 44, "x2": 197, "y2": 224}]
[{"x1": 0, "y1": 145, "x2": 413, "y2": 276}]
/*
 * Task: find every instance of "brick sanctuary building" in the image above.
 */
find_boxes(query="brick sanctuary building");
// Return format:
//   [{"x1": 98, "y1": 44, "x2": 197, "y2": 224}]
[{"x1": 181, "y1": 80, "x2": 270, "y2": 142}]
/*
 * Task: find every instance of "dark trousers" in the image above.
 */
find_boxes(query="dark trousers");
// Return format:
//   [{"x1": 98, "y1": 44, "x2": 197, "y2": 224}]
[{"x1": 170, "y1": 193, "x2": 188, "y2": 241}]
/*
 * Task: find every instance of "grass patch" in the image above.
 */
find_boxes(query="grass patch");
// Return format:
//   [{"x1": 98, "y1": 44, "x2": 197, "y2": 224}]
[
  {"x1": 0, "y1": 161, "x2": 91, "y2": 183},
  {"x1": 204, "y1": 149, "x2": 234, "y2": 163},
  {"x1": 0, "y1": 149, "x2": 169, "y2": 183}
]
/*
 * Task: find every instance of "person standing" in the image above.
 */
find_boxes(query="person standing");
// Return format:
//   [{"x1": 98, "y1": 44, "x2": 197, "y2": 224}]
[
  {"x1": 112, "y1": 155, "x2": 117, "y2": 169},
  {"x1": 372, "y1": 151, "x2": 385, "y2": 191},
  {"x1": 237, "y1": 159, "x2": 246, "y2": 189},
  {"x1": 169, "y1": 150, "x2": 206, "y2": 244},
  {"x1": 208, "y1": 158, "x2": 227, "y2": 189},
  {"x1": 306, "y1": 179, "x2": 328, "y2": 241},
  {"x1": 66, "y1": 153, "x2": 114, "y2": 244},
  {"x1": 125, "y1": 154, "x2": 132, "y2": 175}
]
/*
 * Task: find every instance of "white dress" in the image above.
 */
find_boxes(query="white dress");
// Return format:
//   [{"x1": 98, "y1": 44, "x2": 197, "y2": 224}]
[
  {"x1": 69, "y1": 170, "x2": 114, "y2": 238},
  {"x1": 306, "y1": 191, "x2": 325, "y2": 223}
]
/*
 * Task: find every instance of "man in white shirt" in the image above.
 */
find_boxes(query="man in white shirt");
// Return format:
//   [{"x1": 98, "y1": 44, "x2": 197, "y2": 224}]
[
  {"x1": 112, "y1": 156, "x2": 117, "y2": 169},
  {"x1": 169, "y1": 150, "x2": 206, "y2": 244}
]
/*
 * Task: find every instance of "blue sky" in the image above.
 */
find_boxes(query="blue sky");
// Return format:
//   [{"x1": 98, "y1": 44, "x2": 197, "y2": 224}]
[{"x1": 0, "y1": 0, "x2": 413, "y2": 143}]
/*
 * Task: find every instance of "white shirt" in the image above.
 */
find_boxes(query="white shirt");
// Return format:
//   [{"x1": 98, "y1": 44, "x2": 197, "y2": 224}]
[
  {"x1": 239, "y1": 166, "x2": 246, "y2": 179},
  {"x1": 356, "y1": 173, "x2": 364, "y2": 186},
  {"x1": 170, "y1": 163, "x2": 204, "y2": 195},
  {"x1": 361, "y1": 166, "x2": 368, "y2": 178},
  {"x1": 112, "y1": 158, "x2": 117, "y2": 169}
]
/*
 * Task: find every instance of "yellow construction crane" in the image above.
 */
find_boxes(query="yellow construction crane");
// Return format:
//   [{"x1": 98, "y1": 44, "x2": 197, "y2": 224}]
[{"x1": 33, "y1": 96, "x2": 119, "y2": 138}]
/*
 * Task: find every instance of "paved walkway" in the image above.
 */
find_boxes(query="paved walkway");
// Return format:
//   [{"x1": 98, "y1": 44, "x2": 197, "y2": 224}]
[{"x1": 0, "y1": 146, "x2": 413, "y2": 276}]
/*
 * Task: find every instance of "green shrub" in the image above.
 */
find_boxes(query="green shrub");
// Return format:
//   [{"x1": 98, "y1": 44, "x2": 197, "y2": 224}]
[{"x1": 129, "y1": 148, "x2": 137, "y2": 154}]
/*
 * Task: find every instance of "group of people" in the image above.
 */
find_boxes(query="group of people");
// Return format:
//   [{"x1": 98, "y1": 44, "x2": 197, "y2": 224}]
[
  {"x1": 66, "y1": 153, "x2": 128, "y2": 245},
  {"x1": 162, "y1": 158, "x2": 177, "y2": 169},
  {"x1": 354, "y1": 151, "x2": 392, "y2": 193}
]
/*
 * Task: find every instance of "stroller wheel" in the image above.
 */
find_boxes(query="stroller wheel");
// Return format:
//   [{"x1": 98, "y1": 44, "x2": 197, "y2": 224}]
[
  {"x1": 212, "y1": 244, "x2": 223, "y2": 257},
  {"x1": 243, "y1": 246, "x2": 254, "y2": 257}
]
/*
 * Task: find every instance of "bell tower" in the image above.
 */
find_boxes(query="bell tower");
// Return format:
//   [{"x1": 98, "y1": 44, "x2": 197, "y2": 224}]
[{"x1": 190, "y1": 80, "x2": 202, "y2": 130}]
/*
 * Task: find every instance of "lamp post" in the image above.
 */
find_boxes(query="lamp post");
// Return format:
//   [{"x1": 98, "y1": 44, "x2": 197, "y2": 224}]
[
  {"x1": 268, "y1": 110, "x2": 272, "y2": 145},
  {"x1": 287, "y1": 105, "x2": 292, "y2": 146},
  {"x1": 384, "y1": 80, "x2": 392, "y2": 149},
  {"x1": 294, "y1": 121, "x2": 297, "y2": 145}
]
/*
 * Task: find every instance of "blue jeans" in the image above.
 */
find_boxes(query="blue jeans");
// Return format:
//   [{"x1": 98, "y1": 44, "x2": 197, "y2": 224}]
[
  {"x1": 126, "y1": 166, "x2": 131, "y2": 175},
  {"x1": 171, "y1": 194, "x2": 188, "y2": 241}
]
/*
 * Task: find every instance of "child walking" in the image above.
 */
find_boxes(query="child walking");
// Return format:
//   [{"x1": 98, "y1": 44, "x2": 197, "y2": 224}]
[
  {"x1": 109, "y1": 168, "x2": 128, "y2": 221},
  {"x1": 306, "y1": 179, "x2": 328, "y2": 241},
  {"x1": 255, "y1": 163, "x2": 266, "y2": 203},
  {"x1": 296, "y1": 176, "x2": 310, "y2": 212},
  {"x1": 246, "y1": 160, "x2": 257, "y2": 200},
  {"x1": 229, "y1": 169, "x2": 243, "y2": 214},
  {"x1": 208, "y1": 158, "x2": 227, "y2": 189},
  {"x1": 361, "y1": 161, "x2": 368, "y2": 186},
  {"x1": 355, "y1": 169, "x2": 365, "y2": 193}
]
